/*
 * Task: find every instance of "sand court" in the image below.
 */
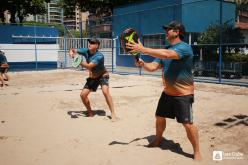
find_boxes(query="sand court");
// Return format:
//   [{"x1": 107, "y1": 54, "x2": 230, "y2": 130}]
[{"x1": 0, "y1": 69, "x2": 247, "y2": 165}]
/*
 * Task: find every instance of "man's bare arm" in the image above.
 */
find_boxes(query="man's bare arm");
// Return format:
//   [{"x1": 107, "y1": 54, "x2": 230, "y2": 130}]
[
  {"x1": 126, "y1": 40, "x2": 179, "y2": 60},
  {"x1": 135, "y1": 59, "x2": 161, "y2": 72},
  {"x1": 80, "y1": 62, "x2": 96, "y2": 70}
]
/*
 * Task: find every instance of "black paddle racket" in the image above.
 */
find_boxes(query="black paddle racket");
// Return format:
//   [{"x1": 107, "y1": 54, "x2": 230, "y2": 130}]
[{"x1": 120, "y1": 28, "x2": 140, "y2": 61}]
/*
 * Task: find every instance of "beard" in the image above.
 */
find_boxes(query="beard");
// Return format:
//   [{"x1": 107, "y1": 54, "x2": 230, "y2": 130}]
[{"x1": 166, "y1": 34, "x2": 178, "y2": 42}]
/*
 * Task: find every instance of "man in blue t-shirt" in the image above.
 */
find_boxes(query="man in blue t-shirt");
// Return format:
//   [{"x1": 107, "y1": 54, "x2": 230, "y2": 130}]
[
  {"x1": 69, "y1": 38, "x2": 117, "y2": 121},
  {"x1": 0, "y1": 50, "x2": 9, "y2": 87},
  {"x1": 126, "y1": 21, "x2": 201, "y2": 160}
]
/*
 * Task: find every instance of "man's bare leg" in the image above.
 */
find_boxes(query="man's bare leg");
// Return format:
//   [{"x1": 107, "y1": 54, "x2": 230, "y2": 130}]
[
  {"x1": 183, "y1": 123, "x2": 202, "y2": 161},
  {"x1": 0, "y1": 74, "x2": 4, "y2": 87},
  {"x1": 101, "y1": 85, "x2": 117, "y2": 121},
  {"x1": 148, "y1": 116, "x2": 166, "y2": 147},
  {"x1": 80, "y1": 89, "x2": 93, "y2": 117},
  {"x1": 3, "y1": 73, "x2": 9, "y2": 81},
  {"x1": 3, "y1": 73, "x2": 9, "y2": 86}
]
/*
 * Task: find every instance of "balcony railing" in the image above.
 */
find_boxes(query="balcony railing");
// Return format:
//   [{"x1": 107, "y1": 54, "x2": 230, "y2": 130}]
[
  {"x1": 239, "y1": 10, "x2": 248, "y2": 17},
  {"x1": 88, "y1": 24, "x2": 112, "y2": 33}
]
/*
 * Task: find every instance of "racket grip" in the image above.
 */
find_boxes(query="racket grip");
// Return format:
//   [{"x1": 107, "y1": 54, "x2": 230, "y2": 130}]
[{"x1": 135, "y1": 55, "x2": 139, "y2": 62}]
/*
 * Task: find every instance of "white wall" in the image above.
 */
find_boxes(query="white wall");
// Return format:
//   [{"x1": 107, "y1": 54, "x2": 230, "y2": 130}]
[{"x1": 0, "y1": 44, "x2": 59, "y2": 62}]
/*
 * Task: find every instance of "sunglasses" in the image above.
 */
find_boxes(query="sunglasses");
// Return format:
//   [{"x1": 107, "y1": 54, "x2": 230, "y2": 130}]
[{"x1": 165, "y1": 28, "x2": 178, "y2": 32}]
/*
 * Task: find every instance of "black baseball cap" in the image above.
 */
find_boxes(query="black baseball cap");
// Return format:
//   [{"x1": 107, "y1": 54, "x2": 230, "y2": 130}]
[
  {"x1": 162, "y1": 20, "x2": 185, "y2": 36},
  {"x1": 87, "y1": 38, "x2": 100, "y2": 45},
  {"x1": 0, "y1": 50, "x2": 5, "y2": 55}
]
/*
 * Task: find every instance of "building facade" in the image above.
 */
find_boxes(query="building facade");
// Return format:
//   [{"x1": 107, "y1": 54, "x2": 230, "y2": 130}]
[
  {"x1": 25, "y1": 0, "x2": 88, "y2": 32},
  {"x1": 87, "y1": 14, "x2": 112, "y2": 38},
  {"x1": 64, "y1": 8, "x2": 89, "y2": 31},
  {"x1": 236, "y1": 9, "x2": 248, "y2": 43}
]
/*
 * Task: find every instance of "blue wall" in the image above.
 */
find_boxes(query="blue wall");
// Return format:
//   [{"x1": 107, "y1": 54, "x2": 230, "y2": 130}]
[
  {"x1": 0, "y1": 25, "x2": 59, "y2": 44},
  {"x1": 113, "y1": 0, "x2": 181, "y2": 37},
  {"x1": 113, "y1": 0, "x2": 236, "y2": 67},
  {"x1": 0, "y1": 25, "x2": 59, "y2": 70},
  {"x1": 8, "y1": 62, "x2": 57, "y2": 71},
  {"x1": 182, "y1": 0, "x2": 236, "y2": 32}
]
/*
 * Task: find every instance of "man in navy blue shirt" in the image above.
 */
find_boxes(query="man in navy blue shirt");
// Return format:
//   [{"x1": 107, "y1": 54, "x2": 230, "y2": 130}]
[
  {"x1": 69, "y1": 38, "x2": 117, "y2": 121},
  {"x1": 0, "y1": 50, "x2": 9, "y2": 87}
]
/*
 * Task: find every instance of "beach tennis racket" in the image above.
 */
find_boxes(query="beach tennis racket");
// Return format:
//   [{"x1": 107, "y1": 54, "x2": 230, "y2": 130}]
[
  {"x1": 120, "y1": 28, "x2": 140, "y2": 61},
  {"x1": 72, "y1": 55, "x2": 82, "y2": 67}
]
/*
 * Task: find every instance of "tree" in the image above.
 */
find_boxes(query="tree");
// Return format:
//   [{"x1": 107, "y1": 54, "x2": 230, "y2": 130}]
[
  {"x1": 59, "y1": 0, "x2": 143, "y2": 17},
  {"x1": 0, "y1": 0, "x2": 8, "y2": 23},
  {"x1": 198, "y1": 21, "x2": 244, "y2": 44},
  {"x1": 197, "y1": 21, "x2": 245, "y2": 61},
  {"x1": 0, "y1": 0, "x2": 49, "y2": 23}
]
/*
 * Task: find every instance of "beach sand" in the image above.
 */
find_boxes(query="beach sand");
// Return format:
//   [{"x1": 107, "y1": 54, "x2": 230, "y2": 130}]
[{"x1": 0, "y1": 69, "x2": 247, "y2": 165}]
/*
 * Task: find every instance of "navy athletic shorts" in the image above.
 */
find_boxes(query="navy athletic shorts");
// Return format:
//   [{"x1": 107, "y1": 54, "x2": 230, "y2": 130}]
[
  {"x1": 155, "y1": 92, "x2": 194, "y2": 124},
  {"x1": 83, "y1": 74, "x2": 109, "y2": 92}
]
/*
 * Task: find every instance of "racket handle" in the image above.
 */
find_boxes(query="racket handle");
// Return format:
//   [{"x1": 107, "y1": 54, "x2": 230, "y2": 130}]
[{"x1": 135, "y1": 55, "x2": 139, "y2": 62}]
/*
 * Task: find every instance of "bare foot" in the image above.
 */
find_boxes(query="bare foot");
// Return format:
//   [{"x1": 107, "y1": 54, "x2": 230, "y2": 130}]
[
  {"x1": 111, "y1": 114, "x2": 118, "y2": 122},
  {"x1": 194, "y1": 152, "x2": 202, "y2": 161},
  {"x1": 147, "y1": 140, "x2": 161, "y2": 148},
  {"x1": 87, "y1": 111, "x2": 94, "y2": 117}
]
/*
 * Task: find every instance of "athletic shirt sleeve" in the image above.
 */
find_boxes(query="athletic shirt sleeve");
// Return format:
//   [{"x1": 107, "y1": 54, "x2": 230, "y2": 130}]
[
  {"x1": 173, "y1": 43, "x2": 191, "y2": 59},
  {"x1": 0, "y1": 54, "x2": 7, "y2": 64},
  {"x1": 76, "y1": 48, "x2": 88, "y2": 58},
  {"x1": 0, "y1": 55, "x2": 3, "y2": 64},
  {"x1": 3, "y1": 55, "x2": 7, "y2": 63},
  {"x1": 91, "y1": 53, "x2": 103, "y2": 65}
]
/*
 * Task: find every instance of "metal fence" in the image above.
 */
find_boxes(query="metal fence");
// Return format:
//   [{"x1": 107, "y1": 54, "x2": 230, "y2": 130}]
[
  {"x1": 190, "y1": 44, "x2": 248, "y2": 86},
  {"x1": 1, "y1": 0, "x2": 248, "y2": 87},
  {"x1": 1, "y1": 36, "x2": 116, "y2": 71},
  {"x1": 1, "y1": 26, "x2": 248, "y2": 87},
  {"x1": 57, "y1": 37, "x2": 116, "y2": 70}
]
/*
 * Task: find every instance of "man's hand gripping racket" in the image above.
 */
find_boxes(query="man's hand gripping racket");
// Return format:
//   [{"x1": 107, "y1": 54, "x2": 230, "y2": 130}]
[
  {"x1": 69, "y1": 48, "x2": 83, "y2": 68},
  {"x1": 120, "y1": 28, "x2": 141, "y2": 62}
]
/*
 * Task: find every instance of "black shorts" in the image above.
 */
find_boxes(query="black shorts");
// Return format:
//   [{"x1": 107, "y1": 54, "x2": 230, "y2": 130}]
[
  {"x1": 155, "y1": 92, "x2": 194, "y2": 124},
  {"x1": 83, "y1": 75, "x2": 109, "y2": 92}
]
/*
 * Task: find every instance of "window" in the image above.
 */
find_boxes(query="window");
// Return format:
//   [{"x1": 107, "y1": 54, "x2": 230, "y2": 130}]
[{"x1": 143, "y1": 34, "x2": 166, "y2": 48}]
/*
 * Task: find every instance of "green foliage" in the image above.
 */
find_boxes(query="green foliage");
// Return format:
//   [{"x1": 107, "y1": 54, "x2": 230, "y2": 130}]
[
  {"x1": 21, "y1": 21, "x2": 65, "y2": 36},
  {"x1": 69, "y1": 29, "x2": 81, "y2": 38},
  {"x1": 198, "y1": 21, "x2": 244, "y2": 44},
  {"x1": 21, "y1": 21, "x2": 51, "y2": 27},
  {"x1": 0, "y1": 0, "x2": 47, "y2": 23},
  {"x1": 21, "y1": 21, "x2": 88, "y2": 37},
  {"x1": 60, "y1": 0, "x2": 143, "y2": 17},
  {"x1": 225, "y1": 53, "x2": 248, "y2": 62},
  {"x1": 197, "y1": 21, "x2": 247, "y2": 62}
]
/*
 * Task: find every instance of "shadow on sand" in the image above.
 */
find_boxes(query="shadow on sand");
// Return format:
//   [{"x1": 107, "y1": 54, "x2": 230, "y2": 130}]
[
  {"x1": 214, "y1": 114, "x2": 248, "y2": 128},
  {"x1": 67, "y1": 110, "x2": 106, "y2": 118},
  {"x1": 109, "y1": 135, "x2": 193, "y2": 159}
]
